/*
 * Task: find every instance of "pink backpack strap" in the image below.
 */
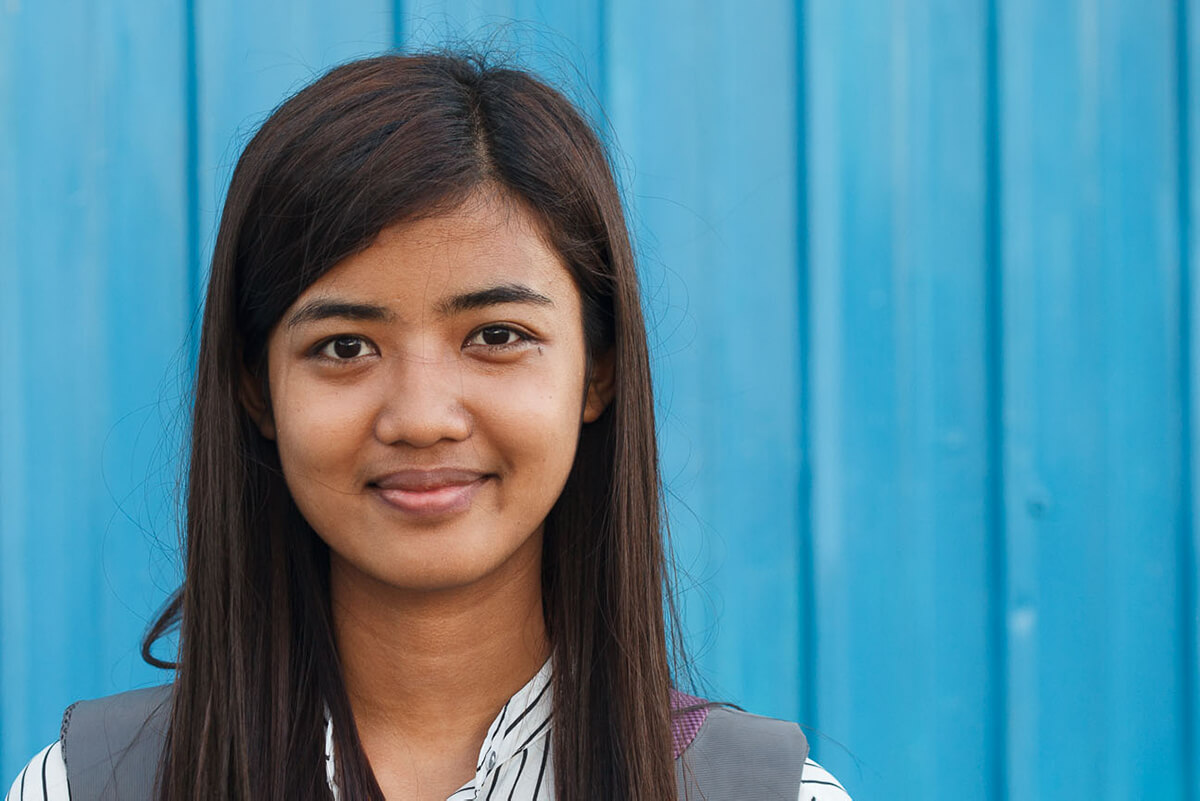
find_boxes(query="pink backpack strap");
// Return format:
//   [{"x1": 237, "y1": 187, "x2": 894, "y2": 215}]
[{"x1": 668, "y1": 688, "x2": 710, "y2": 759}]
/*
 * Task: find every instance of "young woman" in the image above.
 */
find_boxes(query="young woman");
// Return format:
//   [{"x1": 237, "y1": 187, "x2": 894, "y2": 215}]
[{"x1": 7, "y1": 52, "x2": 850, "y2": 801}]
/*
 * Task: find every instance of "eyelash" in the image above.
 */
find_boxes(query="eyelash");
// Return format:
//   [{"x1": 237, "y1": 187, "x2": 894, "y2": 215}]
[
  {"x1": 308, "y1": 325, "x2": 534, "y2": 364},
  {"x1": 464, "y1": 325, "x2": 533, "y2": 350}
]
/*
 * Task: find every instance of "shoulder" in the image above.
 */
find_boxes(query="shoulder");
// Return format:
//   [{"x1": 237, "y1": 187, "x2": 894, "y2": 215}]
[
  {"x1": 675, "y1": 705, "x2": 808, "y2": 800},
  {"x1": 61, "y1": 684, "x2": 172, "y2": 762},
  {"x1": 58, "y1": 685, "x2": 172, "y2": 801},
  {"x1": 695, "y1": 704, "x2": 808, "y2": 746},
  {"x1": 6, "y1": 741, "x2": 71, "y2": 801},
  {"x1": 5, "y1": 686, "x2": 173, "y2": 801},
  {"x1": 62, "y1": 684, "x2": 173, "y2": 729},
  {"x1": 674, "y1": 703, "x2": 852, "y2": 801}
]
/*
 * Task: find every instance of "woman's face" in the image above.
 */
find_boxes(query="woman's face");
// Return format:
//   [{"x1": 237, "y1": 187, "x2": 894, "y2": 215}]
[{"x1": 250, "y1": 191, "x2": 612, "y2": 594}]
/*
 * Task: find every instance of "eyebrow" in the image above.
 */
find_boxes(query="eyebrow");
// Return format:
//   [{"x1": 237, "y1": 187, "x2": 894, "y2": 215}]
[
  {"x1": 434, "y1": 283, "x2": 555, "y2": 315},
  {"x1": 286, "y1": 300, "x2": 395, "y2": 329},
  {"x1": 285, "y1": 283, "x2": 554, "y2": 329}
]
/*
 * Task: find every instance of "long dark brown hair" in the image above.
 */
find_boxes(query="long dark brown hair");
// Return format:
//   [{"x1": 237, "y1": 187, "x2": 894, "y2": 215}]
[{"x1": 142, "y1": 51, "x2": 683, "y2": 800}]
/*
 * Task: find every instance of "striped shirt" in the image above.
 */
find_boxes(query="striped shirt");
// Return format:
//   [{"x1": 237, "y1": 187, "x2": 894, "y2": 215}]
[{"x1": 8, "y1": 662, "x2": 851, "y2": 800}]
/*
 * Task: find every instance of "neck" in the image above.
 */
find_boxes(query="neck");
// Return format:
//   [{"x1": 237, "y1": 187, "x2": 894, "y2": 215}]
[{"x1": 331, "y1": 533, "x2": 550, "y2": 750}]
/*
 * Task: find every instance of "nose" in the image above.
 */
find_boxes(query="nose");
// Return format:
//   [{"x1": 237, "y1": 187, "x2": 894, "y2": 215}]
[{"x1": 372, "y1": 351, "x2": 473, "y2": 448}]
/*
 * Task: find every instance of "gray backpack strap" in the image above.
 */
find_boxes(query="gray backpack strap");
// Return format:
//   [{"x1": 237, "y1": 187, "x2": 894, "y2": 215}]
[
  {"x1": 60, "y1": 685, "x2": 172, "y2": 801},
  {"x1": 675, "y1": 706, "x2": 808, "y2": 801}
]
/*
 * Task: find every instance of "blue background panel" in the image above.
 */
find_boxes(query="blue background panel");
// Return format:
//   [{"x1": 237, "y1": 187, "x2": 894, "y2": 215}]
[
  {"x1": 1186, "y1": 0, "x2": 1200, "y2": 790},
  {"x1": 0, "y1": 0, "x2": 192, "y2": 773},
  {"x1": 193, "y1": 0, "x2": 397, "y2": 294},
  {"x1": 3, "y1": 1, "x2": 1198, "y2": 799},
  {"x1": 806, "y1": 1, "x2": 996, "y2": 796},
  {"x1": 999, "y1": 0, "x2": 1188, "y2": 797},
  {"x1": 605, "y1": 0, "x2": 803, "y2": 724}
]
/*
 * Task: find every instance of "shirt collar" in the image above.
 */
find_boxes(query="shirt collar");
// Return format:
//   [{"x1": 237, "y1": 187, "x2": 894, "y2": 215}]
[
  {"x1": 471, "y1": 657, "x2": 553, "y2": 781},
  {"x1": 324, "y1": 658, "x2": 554, "y2": 800}
]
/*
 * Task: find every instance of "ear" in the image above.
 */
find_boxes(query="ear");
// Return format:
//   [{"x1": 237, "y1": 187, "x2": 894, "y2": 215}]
[
  {"x1": 239, "y1": 365, "x2": 277, "y2": 440},
  {"x1": 582, "y1": 349, "x2": 616, "y2": 423}
]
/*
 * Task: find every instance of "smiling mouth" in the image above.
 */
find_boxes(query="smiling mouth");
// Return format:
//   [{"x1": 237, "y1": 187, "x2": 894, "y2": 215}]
[{"x1": 368, "y1": 469, "x2": 491, "y2": 517}]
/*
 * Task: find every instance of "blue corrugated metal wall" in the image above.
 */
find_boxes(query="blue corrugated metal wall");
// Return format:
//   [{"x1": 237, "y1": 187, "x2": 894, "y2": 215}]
[{"x1": 1, "y1": 2, "x2": 1195, "y2": 798}]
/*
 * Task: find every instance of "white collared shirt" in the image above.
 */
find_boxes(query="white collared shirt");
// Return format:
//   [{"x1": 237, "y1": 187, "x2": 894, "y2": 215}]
[{"x1": 8, "y1": 662, "x2": 850, "y2": 801}]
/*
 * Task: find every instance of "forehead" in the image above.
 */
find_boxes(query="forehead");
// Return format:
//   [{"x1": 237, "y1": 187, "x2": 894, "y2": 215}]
[{"x1": 300, "y1": 193, "x2": 574, "y2": 305}]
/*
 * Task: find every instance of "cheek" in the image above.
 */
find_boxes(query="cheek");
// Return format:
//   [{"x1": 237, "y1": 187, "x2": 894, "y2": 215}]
[
  {"x1": 468, "y1": 356, "x2": 585, "y2": 458},
  {"x1": 271, "y1": 373, "x2": 375, "y2": 486}
]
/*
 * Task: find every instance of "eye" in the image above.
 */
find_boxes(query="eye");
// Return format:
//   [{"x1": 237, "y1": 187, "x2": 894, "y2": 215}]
[
  {"x1": 314, "y1": 335, "x2": 378, "y2": 362},
  {"x1": 465, "y1": 325, "x2": 530, "y2": 350}
]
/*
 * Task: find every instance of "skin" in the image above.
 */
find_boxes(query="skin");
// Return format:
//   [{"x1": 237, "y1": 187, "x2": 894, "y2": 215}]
[{"x1": 242, "y1": 189, "x2": 614, "y2": 799}]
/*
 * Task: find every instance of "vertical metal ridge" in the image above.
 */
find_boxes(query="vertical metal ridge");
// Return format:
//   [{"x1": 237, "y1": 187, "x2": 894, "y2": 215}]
[
  {"x1": 184, "y1": 0, "x2": 201, "y2": 368},
  {"x1": 1174, "y1": 0, "x2": 1197, "y2": 797},
  {"x1": 794, "y1": 0, "x2": 817, "y2": 732},
  {"x1": 392, "y1": 0, "x2": 405, "y2": 51},
  {"x1": 982, "y1": 0, "x2": 1009, "y2": 799},
  {"x1": 595, "y1": 0, "x2": 609, "y2": 113}
]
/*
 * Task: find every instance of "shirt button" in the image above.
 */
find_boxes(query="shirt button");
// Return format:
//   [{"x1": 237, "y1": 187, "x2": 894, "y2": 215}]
[{"x1": 485, "y1": 751, "x2": 497, "y2": 772}]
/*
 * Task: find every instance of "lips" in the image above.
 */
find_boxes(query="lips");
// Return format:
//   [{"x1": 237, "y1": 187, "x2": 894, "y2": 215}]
[{"x1": 368, "y1": 468, "x2": 490, "y2": 516}]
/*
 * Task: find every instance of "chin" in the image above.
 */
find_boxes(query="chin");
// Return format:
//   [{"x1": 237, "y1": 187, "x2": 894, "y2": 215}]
[
  {"x1": 375, "y1": 561, "x2": 501, "y2": 593},
  {"x1": 331, "y1": 533, "x2": 540, "y2": 596}
]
